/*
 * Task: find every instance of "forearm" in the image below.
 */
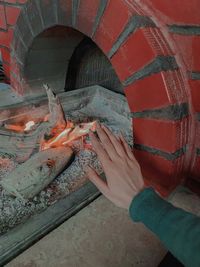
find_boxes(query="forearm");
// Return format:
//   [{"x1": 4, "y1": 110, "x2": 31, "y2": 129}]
[{"x1": 129, "y1": 188, "x2": 200, "y2": 267}]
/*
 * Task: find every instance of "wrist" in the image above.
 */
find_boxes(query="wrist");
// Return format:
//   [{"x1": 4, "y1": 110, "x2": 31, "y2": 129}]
[{"x1": 129, "y1": 187, "x2": 155, "y2": 221}]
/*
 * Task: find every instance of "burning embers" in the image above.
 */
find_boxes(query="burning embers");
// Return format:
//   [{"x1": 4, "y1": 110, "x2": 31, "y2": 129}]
[
  {"x1": 4, "y1": 120, "x2": 36, "y2": 133},
  {"x1": 3, "y1": 84, "x2": 97, "y2": 151},
  {"x1": 0, "y1": 84, "x2": 97, "y2": 200},
  {"x1": 40, "y1": 120, "x2": 96, "y2": 150},
  {"x1": 41, "y1": 84, "x2": 96, "y2": 151}
]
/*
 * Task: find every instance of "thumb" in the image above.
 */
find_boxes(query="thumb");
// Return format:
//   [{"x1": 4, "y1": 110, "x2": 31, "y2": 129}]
[{"x1": 86, "y1": 166, "x2": 109, "y2": 195}]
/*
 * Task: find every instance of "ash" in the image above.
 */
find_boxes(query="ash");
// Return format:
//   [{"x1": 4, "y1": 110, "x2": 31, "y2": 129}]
[{"x1": 0, "y1": 86, "x2": 132, "y2": 234}]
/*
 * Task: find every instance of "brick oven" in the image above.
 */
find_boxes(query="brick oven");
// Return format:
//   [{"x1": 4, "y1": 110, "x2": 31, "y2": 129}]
[{"x1": 0, "y1": 0, "x2": 200, "y2": 264}]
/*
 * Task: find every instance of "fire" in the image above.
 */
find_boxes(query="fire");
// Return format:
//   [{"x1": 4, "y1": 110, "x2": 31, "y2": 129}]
[
  {"x1": 40, "y1": 121, "x2": 97, "y2": 151},
  {"x1": 3, "y1": 84, "x2": 97, "y2": 152},
  {"x1": 4, "y1": 118, "x2": 97, "y2": 151},
  {"x1": 5, "y1": 120, "x2": 36, "y2": 133},
  {"x1": 3, "y1": 110, "x2": 97, "y2": 151}
]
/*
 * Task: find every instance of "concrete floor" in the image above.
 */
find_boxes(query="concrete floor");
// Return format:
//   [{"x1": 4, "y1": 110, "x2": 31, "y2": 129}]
[{"x1": 6, "y1": 195, "x2": 166, "y2": 267}]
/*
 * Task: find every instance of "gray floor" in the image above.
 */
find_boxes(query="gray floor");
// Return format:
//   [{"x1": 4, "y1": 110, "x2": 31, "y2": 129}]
[
  {"x1": 6, "y1": 196, "x2": 166, "y2": 267},
  {"x1": 0, "y1": 85, "x2": 23, "y2": 107},
  {"x1": 6, "y1": 186, "x2": 200, "y2": 267}
]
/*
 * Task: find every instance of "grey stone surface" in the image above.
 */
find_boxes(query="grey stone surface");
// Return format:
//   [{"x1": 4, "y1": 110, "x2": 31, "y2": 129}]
[
  {"x1": 6, "y1": 196, "x2": 166, "y2": 267},
  {"x1": 0, "y1": 85, "x2": 23, "y2": 107}
]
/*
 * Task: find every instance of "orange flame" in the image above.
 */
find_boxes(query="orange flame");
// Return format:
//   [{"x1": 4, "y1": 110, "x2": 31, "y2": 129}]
[
  {"x1": 4, "y1": 120, "x2": 36, "y2": 133},
  {"x1": 40, "y1": 121, "x2": 97, "y2": 151},
  {"x1": 3, "y1": 109, "x2": 97, "y2": 151}
]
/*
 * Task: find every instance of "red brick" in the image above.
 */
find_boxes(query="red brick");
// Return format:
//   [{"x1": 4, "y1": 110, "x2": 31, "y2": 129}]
[
  {"x1": 148, "y1": 0, "x2": 200, "y2": 25},
  {"x1": 0, "y1": 28, "x2": 13, "y2": 48},
  {"x1": 94, "y1": 0, "x2": 132, "y2": 54},
  {"x1": 194, "y1": 121, "x2": 200, "y2": 148},
  {"x1": 4, "y1": 0, "x2": 17, "y2": 3},
  {"x1": 171, "y1": 35, "x2": 200, "y2": 72},
  {"x1": 10, "y1": 56, "x2": 21, "y2": 77},
  {"x1": 189, "y1": 155, "x2": 200, "y2": 182},
  {"x1": 133, "y1": 117, "x2": 187, "y2": 153},
  {"x1": 189, "y1": 79, "x2": 200, "y2": 112},
  {"x1": 165, "y1": 70, "x2": 188, "y2": 103},
  {"x1": 125, "y1": 72, "x2": 173, "y2": 112},
  {"x1": 5, "y1": 5, "x2": 21, "y2": 25},
  {"x1": 10, "y1": 73, "x2": 23, "y2": 95},
  {"x1": 17, "y1": 0, "x2": 27, "y2": 3},
  {"x1": 1, "y1": 47, "x2": 10, "y2": 63},
  {"x1": 3, "y1": 62, "x2": 10, "y2": 79},
  {"x1": 143, "y1": 27, "x2": 172, "y2": 56},
  {"x1": 171, "y1": 34, "x2": 193, "y2": 71},
  {"x1": 133, "y1": 149, "x2": 183, "y2": 195},
  {"x1": 111, "y1": 29, "x2": 156, "y2": 82},
  {"x1": 0, "y1": 5, "x2": 7, "y2": 30},
  {"x1": 192, "y1": 37, "x2": 200, "y2": 72},
  {"x1": 76, "y1": 0, "x2": 100, "y2": 36}
]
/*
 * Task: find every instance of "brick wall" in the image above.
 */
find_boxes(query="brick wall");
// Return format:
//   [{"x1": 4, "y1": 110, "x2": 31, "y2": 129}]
[
  {"x1": 0, "y1": 1, "x2": 25, "y2": 80},
  {"x1": 139, "y1": 0, "x2": 200, "y2": 193}
]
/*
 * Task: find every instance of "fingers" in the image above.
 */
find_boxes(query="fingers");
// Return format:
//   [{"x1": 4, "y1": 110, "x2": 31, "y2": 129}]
[
  {"x1": 119, "y1": 133, "x2": 135, "y2": 161},
  {"x1": 95, "y1": 123, "x2": 118, "y2": 160},
  {"x1": 86, "y1": 166, "x2": 109, "y2": 195},
  {"x1": 89, "y1": 131, "x2": 111, "y2": 168},
  {"x1": 101, "y1": 125, "x2": 126, "y2": 158}
]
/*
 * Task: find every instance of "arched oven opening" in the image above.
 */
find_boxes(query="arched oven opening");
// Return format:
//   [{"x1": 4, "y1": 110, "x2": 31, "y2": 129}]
[{"x1": 21, "y1": 25, "x2": 123, "y2": 97}]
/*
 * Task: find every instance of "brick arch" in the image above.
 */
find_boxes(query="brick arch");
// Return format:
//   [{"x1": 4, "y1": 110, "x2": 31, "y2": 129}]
[{"x1": 3, "y1": 0, "x2": 194, "y2": 195}]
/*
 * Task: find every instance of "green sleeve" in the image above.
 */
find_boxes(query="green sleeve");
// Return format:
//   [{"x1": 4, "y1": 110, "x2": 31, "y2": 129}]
[{"x1": 129, "y1": 188, "x2": 200, "y2": 267}]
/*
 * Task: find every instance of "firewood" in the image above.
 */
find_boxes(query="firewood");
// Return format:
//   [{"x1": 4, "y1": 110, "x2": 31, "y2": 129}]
[
  {"x1": 1, "y1": 147, "x2": 73, "y2": 199},
  {"x1": 0, "y1": 84, "x2": 67, "y2": 162},
  {"x1": 44, "y1": 84, "x2": 66, "y2": 131}
]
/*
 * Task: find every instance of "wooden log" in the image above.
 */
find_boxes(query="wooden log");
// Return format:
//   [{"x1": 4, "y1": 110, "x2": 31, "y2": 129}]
[
  {"x1": 0, "y1": 84, "x2": 67, "y2": 162},
  {"x1": 44, "y1": 84, "x2": 66, "y2": 131},
  {"x1": 0, "y1": 122, "x2": 52, "y2": 162},
  {"x1": 1, "y1": 147, "x2": 73, "y2": 199}
]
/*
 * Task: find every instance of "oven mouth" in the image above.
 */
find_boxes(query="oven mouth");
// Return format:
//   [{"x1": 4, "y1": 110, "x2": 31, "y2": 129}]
[{"x1": 22, "y1": 26, "x2": 123, "y2": 98}]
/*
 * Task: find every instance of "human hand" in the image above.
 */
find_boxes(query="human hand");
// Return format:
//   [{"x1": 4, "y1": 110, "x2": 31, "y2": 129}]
[{"x1": 86, "y1": 123, "x2": 145, "y2": 209}]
